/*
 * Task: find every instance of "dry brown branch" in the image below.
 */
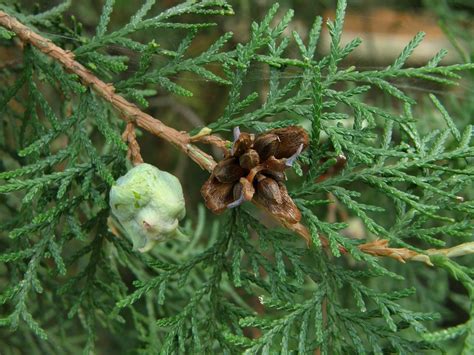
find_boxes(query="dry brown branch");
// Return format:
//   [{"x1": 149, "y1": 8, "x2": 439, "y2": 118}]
[
  {"x1": 190, "y1": 134, "x2": 229, "y2": 155},
  {"x1": 359, "y1": 239, "x2": 419, "y2": 263},
  {"x1": 0, "y1": 11, "x2": 216, "y2": 172},
  {"x1": 358, "y1": 239, "x2": 474, "y2": 265},
  {"x1": 122, "y1": 122, "x2": 144, "y2": 166}
]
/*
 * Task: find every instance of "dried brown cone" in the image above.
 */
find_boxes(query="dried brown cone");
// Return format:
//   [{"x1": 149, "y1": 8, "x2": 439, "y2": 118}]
[{"x1": 201, "y1": 126, "x2": 311, "y2": 244}]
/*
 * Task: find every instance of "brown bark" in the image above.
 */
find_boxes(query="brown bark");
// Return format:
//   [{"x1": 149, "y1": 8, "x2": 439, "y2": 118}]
[
  {"x1": 122, "y1": 122, "x2": 144, "y2": 166},
  {"x1": 0, "y1": 11, "x2": 217, "y2": 172}
]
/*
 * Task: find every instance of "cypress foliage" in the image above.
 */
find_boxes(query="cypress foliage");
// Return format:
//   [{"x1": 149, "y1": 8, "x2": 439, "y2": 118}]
[{"x1": 0, "y1": 0, "x2": 473, "y2": 353}]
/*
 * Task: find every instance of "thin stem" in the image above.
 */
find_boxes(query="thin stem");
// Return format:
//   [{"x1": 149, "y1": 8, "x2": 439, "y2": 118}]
[
  {"x1": 359, "y1": 240, "x2": 474, "y2": 265},
  {"x1": 0, "y1": 11, "x2": 217, "y2": 172},
  {"x1": 122, "y1": 122, "x2": 144, "y2": 166}
]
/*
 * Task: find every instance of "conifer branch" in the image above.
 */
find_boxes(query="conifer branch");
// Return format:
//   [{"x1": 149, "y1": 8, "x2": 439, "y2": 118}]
[
  {"x1": 1, "y1": 1, "x2": 473, "y2": 351},
  {"x1": 0, "y1": 10, "x2": 217, "y2": 172}
]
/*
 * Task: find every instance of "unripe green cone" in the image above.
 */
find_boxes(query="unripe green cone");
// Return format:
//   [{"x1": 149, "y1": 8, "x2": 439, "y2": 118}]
[{"x1": 109, "y1": 163, "x2": 186, "y2": 252}]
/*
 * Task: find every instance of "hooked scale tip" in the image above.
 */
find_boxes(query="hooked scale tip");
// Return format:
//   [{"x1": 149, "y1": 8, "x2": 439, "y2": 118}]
[
  {"x1": 230, "y1": 126, "x2": 241, "y2": 155},
  {"x1": 285, "y1": 144, "x2": 303, "y2": 167},
  {"x1": 227, "y1": 190, "x2": 245, "y2": 209}
]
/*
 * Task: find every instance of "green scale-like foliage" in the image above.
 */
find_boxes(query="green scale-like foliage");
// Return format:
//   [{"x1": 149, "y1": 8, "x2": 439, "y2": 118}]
[{"x1": 0, "y1": 0, "x2": 473, "y2": 353}]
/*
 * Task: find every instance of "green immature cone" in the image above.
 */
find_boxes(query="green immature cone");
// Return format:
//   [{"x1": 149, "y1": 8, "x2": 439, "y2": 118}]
[{"x1": 109, "y1": 163, "x2": 186, "y2": 252}]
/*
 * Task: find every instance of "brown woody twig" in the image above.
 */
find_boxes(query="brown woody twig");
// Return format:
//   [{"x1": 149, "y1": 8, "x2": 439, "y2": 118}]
[
  {"x1": 122, "y1": 122, "x2": 144, "y2": 166},
  {"x1": 359, "y1": 239, "x2": 474, "y2": 266},
  {"x1": 0, "y1": 11, "x2": 216, "y2": 172},
  {"x1": 190, "y1": 134, "x2": 230, "y2": 156}
]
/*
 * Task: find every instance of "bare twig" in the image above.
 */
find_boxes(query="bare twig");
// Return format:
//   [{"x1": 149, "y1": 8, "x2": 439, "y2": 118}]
[
  {"x1": 122, "y1": 122, "x2": 144, "y2": 166},
  {"x1": 190, "y1": 134, "x2": 229, "y2": 155},
  {"x1": 0, "y1": 11, "x2": 217, "y2": 172},
  {"x1": 359, "y1": 239, "x2": 474, "y2": 266}
]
